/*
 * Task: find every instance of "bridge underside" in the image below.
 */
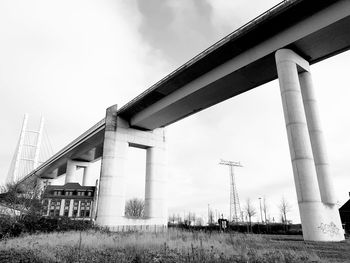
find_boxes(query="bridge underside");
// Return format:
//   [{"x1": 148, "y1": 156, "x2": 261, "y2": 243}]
[{"x1": 121, "y1": 11, "x2": 350, "y2": 129}]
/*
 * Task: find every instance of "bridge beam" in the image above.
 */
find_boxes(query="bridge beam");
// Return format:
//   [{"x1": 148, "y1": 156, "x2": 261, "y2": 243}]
[{"x1": 275, "y1": 49, "x2": 343, "y2": 241}]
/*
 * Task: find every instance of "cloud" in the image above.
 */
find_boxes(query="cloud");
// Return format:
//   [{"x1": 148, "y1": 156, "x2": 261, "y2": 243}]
[
  {"x1": 0, "y1": 0, "x2": 169, "y2": 183},
  {"x1": 136, "y1": 0, "x2": 217, "y2": 67}
]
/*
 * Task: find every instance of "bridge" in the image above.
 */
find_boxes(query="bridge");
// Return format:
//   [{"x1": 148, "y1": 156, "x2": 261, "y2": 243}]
[{"x1": 18, "y1": 0, "x2": 350, "y2": 241}]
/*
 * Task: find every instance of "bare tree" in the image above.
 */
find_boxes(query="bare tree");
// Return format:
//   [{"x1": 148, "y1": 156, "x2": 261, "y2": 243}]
[
  {"x1": 125, "y1": 198, "x2": 144, "y2": 217},
  {"x1": 196, "y1": 217, "x2": 204, "y2": 226},
  {"x1": 244, "y1": 198, "x2": 257, "y2": 232},
  {"x1": 279, "y1": 197, "x2": 291, "y2": 226},
  {"x1": 177, "y1": 213, "x2": 182, "y2": 224},
  {"x1": 169, "y1": 214, "x2": 177, "y2": 225},
  {"x1": 0, "y1": 180, "x2": 42, "y2": 218},
  {"x1": 208, "y1": 209, "x2": 215, "y2": 225}
]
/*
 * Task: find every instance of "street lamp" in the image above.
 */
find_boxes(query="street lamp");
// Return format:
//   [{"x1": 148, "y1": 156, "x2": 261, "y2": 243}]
[{"x1": 259, "y1": 197, "x2": 263, "y2": 224}]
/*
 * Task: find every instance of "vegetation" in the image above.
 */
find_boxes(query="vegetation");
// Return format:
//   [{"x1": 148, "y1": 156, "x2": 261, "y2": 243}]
[
  {"x1": 0, "y1": 181, "x2": 42, "y2": 218},
  {"x1": 125, "y1": 198, "x2": 144, "y2": 217},
  {"x1": 0, "y1": 229, "x2": 349, "y2": 263},
  {"x1": 244, "y1": 198, "x2": 257, "y2": 233}
]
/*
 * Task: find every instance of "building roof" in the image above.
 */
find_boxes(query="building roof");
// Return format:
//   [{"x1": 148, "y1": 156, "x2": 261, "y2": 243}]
[
  {"x1": 44, "y1": 183, "x2": 95, "y2": 192},
  {"x1": 339, "y1": 193, "x2": 350, "y2": 211}
]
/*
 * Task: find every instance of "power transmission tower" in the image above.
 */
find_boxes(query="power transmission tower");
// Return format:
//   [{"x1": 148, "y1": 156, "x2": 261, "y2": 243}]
[
  {"x1": 6, "y1": 114, "x2": 53, "y2": 183},
  {"x1": 219, "y1": 159, "x2": 243, "y2": 223}
]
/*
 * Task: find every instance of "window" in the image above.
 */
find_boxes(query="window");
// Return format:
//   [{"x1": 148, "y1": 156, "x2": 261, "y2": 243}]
[
  {"x1": 80, "y1": 201, "x2": 86, "y2": 217},
  {"x1": 85, "y1": 202, "x2": 91, "y2": 218},
  {"x1": 42, "y1": 201, "x2": 49, "y2": 216},
  {"x1": 87, "y1": 192, "x2": 92, "y2": 197},
  {"x1": 80, "y1": 209, "x2": 85, "y2": 217},
  {"x1": 54, "y1": 209, "x2": 60, "y2": 217},
  {"x1": 64, "y1": 202, "x2": 70, "y2": 217},
  {"x1": 73, "y1": 200, "x2": 79, "y2": 217}
]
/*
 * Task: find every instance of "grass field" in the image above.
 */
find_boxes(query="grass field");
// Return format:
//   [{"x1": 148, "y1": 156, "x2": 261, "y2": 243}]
[{"x1": 0, "y1": 229, "x2": 349, "y2": 263}]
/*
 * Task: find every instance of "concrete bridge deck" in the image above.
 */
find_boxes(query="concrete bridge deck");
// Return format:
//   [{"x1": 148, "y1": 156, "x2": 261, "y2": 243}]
[{"x1": 19, "y1": 0, "x2": 350, "y2": 184}]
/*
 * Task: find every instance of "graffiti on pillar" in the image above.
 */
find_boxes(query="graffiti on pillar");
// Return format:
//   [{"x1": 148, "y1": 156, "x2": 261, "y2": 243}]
[{"x1": 317, "y1": 222, "x2": 340, "y2": 237}]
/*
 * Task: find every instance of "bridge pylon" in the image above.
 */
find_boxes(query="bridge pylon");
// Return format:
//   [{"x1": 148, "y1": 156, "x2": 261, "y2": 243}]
[{"x1": 7, "y1": 114, "x2": 53, "y2": 184}]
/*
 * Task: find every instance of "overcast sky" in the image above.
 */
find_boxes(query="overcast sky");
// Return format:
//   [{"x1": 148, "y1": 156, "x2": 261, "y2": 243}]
[{"x1": 1, "y1": 0, "x2": 350, "y2": 223}]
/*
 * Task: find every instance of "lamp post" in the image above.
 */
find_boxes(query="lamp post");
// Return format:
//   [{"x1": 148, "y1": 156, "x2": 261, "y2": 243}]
[
  {"x1": 208, "y1": 204, "x2": 210, "y2": 225},
  {"x1": 259, "y1": 197, "x2": 263, "y2": 224}
]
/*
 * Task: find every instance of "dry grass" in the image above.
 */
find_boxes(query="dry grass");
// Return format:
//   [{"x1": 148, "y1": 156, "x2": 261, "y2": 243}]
[{"x1": 0, "y1": 229, "x2": 349, "y2": 262}]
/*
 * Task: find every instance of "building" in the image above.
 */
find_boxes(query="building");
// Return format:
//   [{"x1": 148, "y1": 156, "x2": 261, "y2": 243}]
[
  {"x1": 339, "y1": 193, "x2": 350, "y2": 234},
  {"x1": 41, "y1": 183, "x2": 96, "y2": 220}
]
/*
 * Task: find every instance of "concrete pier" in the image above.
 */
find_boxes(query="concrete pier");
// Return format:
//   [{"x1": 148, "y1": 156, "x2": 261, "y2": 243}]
[
  {"x1": 82, "y1": 165, "x2": 93, "y2": 186},
  {"x1": 275, "y1": 49, "x2": 344, "y2": 241},
  {"x1": 96, "y1": 105, "x2": 167, "y2": 229},
  {"x1": 65, "y1": 160, "x2": 92, "y2": 185},
  {"x1": 145, "y1": 143, "x2": 167, "y2": 221},
  {"x1": 65, "y1": 160, "x2": 76, "y2": 183}
]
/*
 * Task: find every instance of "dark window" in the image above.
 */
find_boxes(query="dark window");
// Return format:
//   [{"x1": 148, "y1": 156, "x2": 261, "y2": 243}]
[
  {"x1": 85, "y1": 210, "x2": 90, "y2": 217},
  {"x1": 64, "y1": 203, "x2": 70, "y2": 217},
  {"x1": 73, "y1": 200, "x2": 79, "y2": 217},
  {"x1": 42, "y1": 206, "x2": 48, "y2": 215},
  {"x1": 54, "y1": 209, "x2": 60, "y2": 217}
]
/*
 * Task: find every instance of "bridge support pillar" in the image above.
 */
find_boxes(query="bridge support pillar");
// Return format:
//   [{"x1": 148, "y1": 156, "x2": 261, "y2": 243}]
[
  {"x1": 145, "y1": 143, "x2": 167, "y2": 222},
  {"x1": 96, "y1": 105, "x2": 127, "y2": 226},
  {"x1": 65, "y1": 160, "x2": 91, "y2": 185},
  {"x1": 82, "y1": 165, "x2": 93, "y2": 186},
  {"x1": 275, "y1": 49, "x2": 343, "y2": 241},
  {"x1": 96, "y1": 104, "x2": 168, "y2": 229},
  {"x1": 65, "y1": 160, "x2": 76, "y2": 183}
]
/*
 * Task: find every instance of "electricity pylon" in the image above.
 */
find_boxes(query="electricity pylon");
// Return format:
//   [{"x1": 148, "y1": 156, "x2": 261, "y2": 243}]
[
  {"x1": 219, "y1": 159, "x2": 243, "y2": 223},
  {"x1": 6, "y1": 114, "x2": 53, "y2": 183}
]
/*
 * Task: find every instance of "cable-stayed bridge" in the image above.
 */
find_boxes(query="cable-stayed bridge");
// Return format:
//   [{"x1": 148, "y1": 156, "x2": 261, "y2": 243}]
[{"x1": 6, "y1": 114, "x2": 53, "y2": 184}]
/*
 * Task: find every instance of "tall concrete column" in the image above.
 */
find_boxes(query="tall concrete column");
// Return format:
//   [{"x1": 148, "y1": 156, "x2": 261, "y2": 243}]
[
  {"x1": 144, "y1": 138, "x2": 167, "y2": 223},
  {"x1": 275, "y1": 49, "x2": 343, "y2": 241},
  {"x1": 299, "y1": 71, "x2": 343, "y2": 237},
  {"x1": 96, "y1": 105, "x2": 128, "y2": 226},
  {"x1": 299, "y1": 72, "x2": 335, "y2": 205},
  {"x1": 82, "y1": 165, "x2": 92, "y2": 186},
  {"x1": 65, "y1": 160, "x2": 76, "y2": 183}
]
